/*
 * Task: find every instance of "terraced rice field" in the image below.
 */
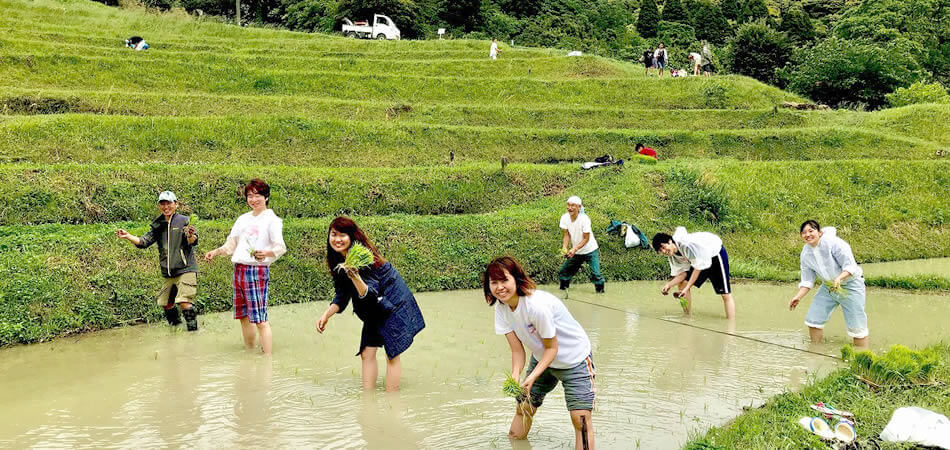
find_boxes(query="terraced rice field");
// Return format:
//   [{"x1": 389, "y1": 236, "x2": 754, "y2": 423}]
[{"x1": 1, "y1": 0, "x2": 949, "y2": 345}]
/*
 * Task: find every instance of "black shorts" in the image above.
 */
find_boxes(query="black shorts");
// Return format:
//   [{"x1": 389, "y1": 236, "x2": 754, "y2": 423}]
[
  {"x1": 702, "y1": 63, "x2": 715, "y2": 73},
  {"x1": 685, "y1": 246, "x2": 731, "y2": 295}
]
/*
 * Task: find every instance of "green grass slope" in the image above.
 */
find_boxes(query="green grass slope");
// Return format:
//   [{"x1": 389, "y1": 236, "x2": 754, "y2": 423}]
[{"x1": 0, "y1": 0, "x2": 948, "y2": 345}]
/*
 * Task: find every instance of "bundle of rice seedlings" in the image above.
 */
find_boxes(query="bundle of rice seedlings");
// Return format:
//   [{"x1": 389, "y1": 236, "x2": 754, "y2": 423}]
[
  {"x1": 244, "y1": 236, "x2": 256, "y2": 256},
  {"x1": 336, "y1": 243, "x2": 374, "y2": 272},
  {"x1": 678, "y1": 296, "x2": 689, "y2": 312},
  {"x1": 841, "y1": 344, "x2": 940, "y2": 386},
  {"x1": 502, "y1": 372, "x2": 528, "y2": 400},
  {"x1": 560, "y1": 247, "x2": 569, "y2": 256}
]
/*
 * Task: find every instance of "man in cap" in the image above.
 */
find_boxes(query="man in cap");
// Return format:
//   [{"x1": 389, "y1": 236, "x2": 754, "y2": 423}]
[
  {"x1": 559, "y1": 195, "x2": 606, "y2": 293},
  {"x1": 116, "y1": 191, "x2": 200, "y2": 330}
]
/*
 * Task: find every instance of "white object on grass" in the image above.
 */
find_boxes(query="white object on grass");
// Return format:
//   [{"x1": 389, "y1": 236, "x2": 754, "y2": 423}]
[
  {"x1": 568, "y1": 51, "x2": 582, "y2": 56},
  {"x1": 798, "y1": 417, "x2": 835, "y2": 440},
  {"x1": 881, "y1": 407, "x2": 950, "y2": 449}
]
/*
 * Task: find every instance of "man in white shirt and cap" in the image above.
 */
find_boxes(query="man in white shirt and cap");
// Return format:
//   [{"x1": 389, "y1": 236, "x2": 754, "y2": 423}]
[
  {"x1": 652, "y1": 227, "x2": 735, "y2": 318},
  {"x1": 558, "y1": 196, "x2": 605, "y2": 294}
]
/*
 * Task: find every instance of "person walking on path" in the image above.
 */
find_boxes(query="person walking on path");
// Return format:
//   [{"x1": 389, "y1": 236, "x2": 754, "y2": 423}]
[
  {"x1": 559, "y1": 196, "x2": 606, "y2": 294},
  {"x1": 316, "y1": 216, "x2": 425, "y2": 392},
  {"x1": 484, "y1": 256, "x2": 596, "y2": 449},
  {"x1": 490, "y1": 38, "x2": 502, "y2": 60},
  {"x1": 204, "y1": 179, "x2": 286, "y2": 355},
  {"x1": 653, "y1": 227, "x2": 735, "y2": 319},
  {"x1": 116, "y1": 191, "x2": 200, "y2": 331},
  {"x1": 788, "y1": 220, "x2": 869, "y2": 348},
  {"x1": 701, "y1": 41, "x2": 715, "y2": 76},
  {"x1": 654, "y1": 43, "x2": 668, "y2": 77}
]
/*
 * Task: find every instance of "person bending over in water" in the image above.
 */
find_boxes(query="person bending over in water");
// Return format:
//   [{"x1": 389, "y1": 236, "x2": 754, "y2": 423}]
[
  {"x1": 316, "y1": 216, "x2": 425, "y2": 391},
  {"x1": 653, "y1": 227, "x2": 735, "y2": 318},
  {"x1": 789, "y1": 220, "x2": 869, "y2": 348},
  {"x1": 116, "y1": 190, "x2": 199, "y2": 331},
  {"x1": 484, "y1": 256, "x2": 595, "y2": 449},
  {"x1": 204, "y1": 179, "x2": 286, "y2": 355}
]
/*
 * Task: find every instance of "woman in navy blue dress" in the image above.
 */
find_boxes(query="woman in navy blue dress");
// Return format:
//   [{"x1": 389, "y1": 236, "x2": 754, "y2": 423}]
[{"x1": 316, "y1": 216, "x2": 425, "y2": 391}]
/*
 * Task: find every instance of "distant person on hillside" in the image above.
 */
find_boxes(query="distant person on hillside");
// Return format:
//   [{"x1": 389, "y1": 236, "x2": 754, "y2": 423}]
[
  {"x1": 701, "y1": 41, "x2": 715, "y2": 77},
  {"x1": 654, "y1": 43, "x2": 668, "y2": 77},
  {"x1": 124, "y1": 36, "x2": 149, "y2": 51},
  {"x1": 490, "y1": 38, "x2": 502, "y2": 60},
  {"x1": 653, "y1": 227, "x2": 735, "y2": 319},
  {"x1": 788, "y1": 220, "x2": 869, "y2": 348},
  {"x1": 635, "y1": 142, "x2": 658, "y2": 159},
  {"x1": 316, "y1": 216, "x2": 426, "y2": 391},
  {"x1": 482, "y1": 256, "x2": 596, "y2": 449},
  {"x1": 115, "y1": 191, "x2": 199, "y2": 331},
  {"x1": 559, "y1": 196, "x2": 605, "y2": 294},
  {"x1": 688, "y1": 52, "x2": 703, "y2": 76},
  {"x1": 642, "y1": 47, "x2": 655, "y2": 76},
  {"x1": 204, "y1": 179, "x2": 286, "y2": 355}
]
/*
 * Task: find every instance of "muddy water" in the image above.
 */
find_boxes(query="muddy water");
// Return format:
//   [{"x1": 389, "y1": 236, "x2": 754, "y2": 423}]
[
  {"x1": 1, "y1": 281, "x2": 947, "y2": 448},
  {"x1": 863, "y1": 257, "x2": 950, "y2": 278}
]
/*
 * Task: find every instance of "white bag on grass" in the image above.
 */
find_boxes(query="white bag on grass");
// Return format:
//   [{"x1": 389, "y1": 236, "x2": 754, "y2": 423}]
[
  {"x1": 880, "y1": 407, "x2": 950, "y2": 449},
  {"x1": 623, "y1": 225, "x2": 637, "y2": 248}
]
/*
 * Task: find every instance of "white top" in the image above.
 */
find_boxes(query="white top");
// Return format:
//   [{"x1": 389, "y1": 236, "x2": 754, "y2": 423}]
[
  {"x1": 490, "y1": 42, "x2": 498, "y2": 56},
  {"x1": 799, "y1": 227, "x2": 863, "y2": 289},
  {"x1": 494, "y1": 290, "x2": 591, "y2": 369},
  {"x1": 654, "y1": 48, "x2": 666, "y2": 60},
  {"x1": 689, "y1": 52, "x2": 702, "y2": 66},
  {"x1": 668, "y1": 226, "x2": 722, "y2": 273},
  {"x1": 226, "y1": 209, "x2": 287, "y2": 266},
  {"x1": 560, "y1": 213, "x2": 598, "y2": 255}
]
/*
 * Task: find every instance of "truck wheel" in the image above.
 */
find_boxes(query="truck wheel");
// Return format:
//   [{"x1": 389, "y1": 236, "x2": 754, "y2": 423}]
[
  {"x1": 376, "y1": 34, "x2": 386, "y2": 40},
  {"x1": 346, "y1": 32, "x2": 358, "y2": 39}
]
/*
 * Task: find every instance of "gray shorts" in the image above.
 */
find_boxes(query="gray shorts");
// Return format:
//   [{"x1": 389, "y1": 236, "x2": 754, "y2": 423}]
[{"x1": 525, "y1": 354, "x2": 595, "y2": 411}]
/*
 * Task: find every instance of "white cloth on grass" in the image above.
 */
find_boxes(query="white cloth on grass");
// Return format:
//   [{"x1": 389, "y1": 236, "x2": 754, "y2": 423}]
[
  {"x1": 881, "y1": 407, "x2": 950, "y2": 449},
  {"x1": 494, "y1": 290, "x2": 591, "y2": 369},
  {"x1": 560, "y1": 213, "x2": 598, "y2": 255}
]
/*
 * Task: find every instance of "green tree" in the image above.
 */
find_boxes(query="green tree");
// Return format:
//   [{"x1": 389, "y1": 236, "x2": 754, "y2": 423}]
[
  {"x1": 720, "y1": 0, "x2": 740, "y2": 21},
  {"x1": 280, "y1": 0, "x2": 337, "y2": 32},
  {"x1": 740, "y1": 0, "x2": 768, "y2": 23},
  {"x1": 661, "y1": 0, "x2": 688, "y2": 24},
  {"x1": 778, "y1": 6, "x2": 815, "y2": 44},
  {"x1": 833, "y1": 0, "x2": 950, "y2": 84},
  {"x1": 727, "y1": 22, "x2": 791, "y2": 85},
  {"x1": 637, "y1": 0, "x2": 660, "y2": 38},
  {"x1": 692, "y1": 0, "x2": 731, "y2": 44},
  {"x1": 440, "y1": 0, "x2": 481, "y2": 32},
  {"x1": 786, "y1": 37, "x2": 923, "y2": 109}
]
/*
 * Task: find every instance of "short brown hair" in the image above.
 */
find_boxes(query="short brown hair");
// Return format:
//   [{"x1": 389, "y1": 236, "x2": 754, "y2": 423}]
[
  {"x1": 244, "y1": 178, "x2": 270, "y2": 203},
  {"x1": 482, "y1": 256, "x2": 536, "y2": 306}
]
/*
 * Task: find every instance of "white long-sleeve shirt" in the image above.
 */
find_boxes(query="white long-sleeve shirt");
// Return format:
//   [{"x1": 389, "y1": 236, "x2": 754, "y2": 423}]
[
  {"x1": 799, "y1": 227, "x2": 863, "y2": 289},
  {"x1": 223, "y1": 209, "x2": 287, "y2": 266},
  {"x1": 668, "y1": 226, "x2": 723, "y2": 275}
]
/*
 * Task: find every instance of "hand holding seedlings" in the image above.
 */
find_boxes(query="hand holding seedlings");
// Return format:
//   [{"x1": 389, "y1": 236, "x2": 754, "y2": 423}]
[
  {"x1": 336, "y1": 243, "x2": 374, "y2": 273},
  {"x1": 115, "y1": 228, "x2": 131, "y2": 239},
  {"x1": 661, "y1": 283, "x2": 672, "y2": 295},
  {"x1": 788, "y1": 296, "x2": 801, "y2": 310}
]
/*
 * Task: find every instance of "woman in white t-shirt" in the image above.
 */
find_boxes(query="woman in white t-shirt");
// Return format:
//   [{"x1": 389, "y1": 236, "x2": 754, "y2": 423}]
[
  {"x1": 559, "y1": 195, "x2": 605, "y2": 293},
  {"x1": 204, "y1": 178, "x2": 286, "y2": 355},
  {"x1": 483, "y1": 256, "x2": 595, "y2": 448}
]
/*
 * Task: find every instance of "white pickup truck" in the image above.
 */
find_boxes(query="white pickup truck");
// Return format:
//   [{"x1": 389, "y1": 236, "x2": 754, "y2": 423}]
[{"x1": 341, "y1": 14, "x2": 401, "y2": 40}]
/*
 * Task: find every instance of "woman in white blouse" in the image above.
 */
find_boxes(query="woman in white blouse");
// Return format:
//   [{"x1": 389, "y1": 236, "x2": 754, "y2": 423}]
[{"x1": 788, "y1": 220, "x2": 868, "y2": 348}]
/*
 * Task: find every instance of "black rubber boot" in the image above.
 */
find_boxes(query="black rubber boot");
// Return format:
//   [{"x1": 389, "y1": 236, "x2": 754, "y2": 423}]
[
  {"x1": 595, "y1": 283, "x2": 605, "y2": 294},
  {"x1": 182, "y1": 307, "x2": 198, "y2": 332},
  {"x1": 559, "y1": 280, "x2": 570, "y2": 290},
  {"x1": 164, "y1": 307, "x2": 182, "y2": 326}
]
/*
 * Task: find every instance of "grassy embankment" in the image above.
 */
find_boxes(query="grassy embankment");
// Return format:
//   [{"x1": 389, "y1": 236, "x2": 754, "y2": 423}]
[
  {"x1": 0, "y1": 0, "x2": 948, "y2": 346},
  {"x1": 687, "y1": 344, "x2": 950, "y2": 449}
]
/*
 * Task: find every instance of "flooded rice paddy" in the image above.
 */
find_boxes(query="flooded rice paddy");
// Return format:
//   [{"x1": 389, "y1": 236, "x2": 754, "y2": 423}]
[
  {"x1": 863, "y1": 257, "x2": 950, "y2": 278},
  {"x1": 1, "y1": 280, "x2": 948, "y2": 448}
]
